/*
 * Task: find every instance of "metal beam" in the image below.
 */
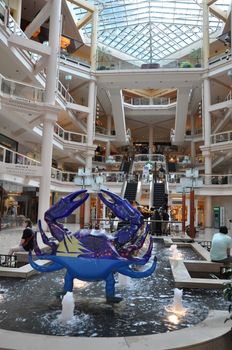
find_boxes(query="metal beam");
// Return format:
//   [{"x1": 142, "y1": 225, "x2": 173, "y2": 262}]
[
  {"x1": 209, "y1": 5, "x2": 228, "y2": 22},
  {"x1": 76, "y1": 12, "x2": 92, "y2": 29},
  {"x1": 8, "y1": 34, "x2": 51, "y2": 56},
  {"x1": 67, "y1": 0, "x2": 95, "y2": 13}
]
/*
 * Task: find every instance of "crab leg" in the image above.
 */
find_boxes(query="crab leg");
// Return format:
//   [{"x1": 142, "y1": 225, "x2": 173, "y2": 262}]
[
  {"x1": 99, "y1": 189, "x2": 144, "y2": 244},
  {"x1": 45, "y1": 190, "x2": 89, "y2": 241}
]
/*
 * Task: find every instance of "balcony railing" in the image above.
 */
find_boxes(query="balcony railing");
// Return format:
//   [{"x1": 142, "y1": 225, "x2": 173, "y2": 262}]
[
  {"x1": 211, "y1": 130, "x2": 232, "y2": 144},
  {"x1": 124, "y1": 97, "x2": 172, "y2": 106},
  {"x1": 134, "y1": 154, "x2": 165, "y2": 163},
  {"x1": 97, "y1": 58, "x2": 202, "y2": 71},
  {"x1": 0, "y1": 73, "x2": 45, "y2": 102},
  {"x1": 54, "y1": 124, "x2": 87, "y2": 144},
  {"x1": 168, "y1": 172, "x2": 232, "y2": 186},
  {"x1": 0, "y1": 145, "x2": 40, "y2": 166}
]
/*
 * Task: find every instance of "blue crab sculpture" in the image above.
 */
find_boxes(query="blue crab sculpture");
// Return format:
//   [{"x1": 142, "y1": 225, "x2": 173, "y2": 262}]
[{"x1": 29, "y1": 189, "x2": 157, "y2": 303}]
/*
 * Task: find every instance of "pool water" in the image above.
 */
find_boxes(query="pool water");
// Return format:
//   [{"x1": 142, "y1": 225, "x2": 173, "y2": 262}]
[{"x1": 0, "y1": 241, "x2": 229, "y2": 337}]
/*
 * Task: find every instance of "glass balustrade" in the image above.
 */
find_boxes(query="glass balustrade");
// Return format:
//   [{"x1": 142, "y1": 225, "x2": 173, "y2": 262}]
[
  {"x1": 97, "y1": 58, "x2": 202, "y2": 71},
  {"x1": 0, "y1": 74, "x2": 45, "y2": 102},
  {"x1": 0, "y1": 145, "x2": 40, "y2": 166},
  {"x1": 211, "y1": 130, "x2": 232, "y2": 144}
]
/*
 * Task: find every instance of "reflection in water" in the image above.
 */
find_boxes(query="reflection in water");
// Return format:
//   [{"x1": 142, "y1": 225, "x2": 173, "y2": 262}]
[{"x1": 0, "y1": 242, "x2": 229, "y2": 337}]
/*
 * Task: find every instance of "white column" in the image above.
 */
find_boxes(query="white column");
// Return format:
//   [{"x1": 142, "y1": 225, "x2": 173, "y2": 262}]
[
  {"x1": 190, "y1": 114, "x2": 196, "y2": 163},
  {"x1": 90, "y1": 9, "x2": 98, "y2": 71},
  {"x1": 84, "y1": 79, "x2": 97, "y2": 225},
  {"x1": 202, "y1": 1, "x2": 209, "y2": 68},
  {"x1": 38, "y1": 114, "x2": 57, "y2": 222},
  {"x1": 86, "y1": 79, "x2": 97, "y2": 171},
  {"x1": 105, "y1": 114, "x2": 112, "y2": 158},
  {"x1": 38, "y1": 0, "x2": 62, "y2": 224},
  {"x1": 204, "y1": 196, "x2": 212, "y2": 228},
  {"x1": 149, "y1": 126, "x2": 154, "y2": 155},
  {"x1": 11, "y1": 0, "x2": 22, "y2": 25}
]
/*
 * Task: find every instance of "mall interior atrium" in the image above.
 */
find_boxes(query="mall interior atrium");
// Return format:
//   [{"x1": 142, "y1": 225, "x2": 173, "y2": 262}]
[{"x1": 0, "y1": 0, "x2": 232, "y2": 232}]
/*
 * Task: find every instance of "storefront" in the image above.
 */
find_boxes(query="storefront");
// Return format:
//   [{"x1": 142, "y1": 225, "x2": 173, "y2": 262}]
[{"x1": 0, "y1": 181, "x2": 38, "y2": 230}]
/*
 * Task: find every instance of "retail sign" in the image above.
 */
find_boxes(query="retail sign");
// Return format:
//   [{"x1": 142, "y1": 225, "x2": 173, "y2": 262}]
[{"x1": 0, "y1": 163, "x2": 43, "y2": 176}]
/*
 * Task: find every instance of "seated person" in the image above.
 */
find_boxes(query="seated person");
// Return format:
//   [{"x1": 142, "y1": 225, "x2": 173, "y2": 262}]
[
  {"x1": 210, "y1": 226, "x2": 232, "y2": 264},
  {"x1": 8, "y1": 219, "x2": 34, "y2": 255}
]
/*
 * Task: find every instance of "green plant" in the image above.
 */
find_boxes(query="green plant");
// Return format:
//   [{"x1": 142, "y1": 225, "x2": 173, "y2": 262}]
[
  {"x1": 97, "y1": 47, "x2": 112, "y2": 68},
  {"x1": 180, "y1": 61, "x2": 193, "y2": 68}
]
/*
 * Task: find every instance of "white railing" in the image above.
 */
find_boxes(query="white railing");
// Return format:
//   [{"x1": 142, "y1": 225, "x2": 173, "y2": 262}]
[
  {"x1": 211, "y1": 130, "x2": 232, "y2": 144},
  {"x1": 167, "y1": 172, "x2": 232, "y2": 186},
  {"x1": 0, "y1": 73, "x2": 45, "y2": 102},
  {"x1": 51, "y1": 168, "x2": 77, "y2": 182},
  {"x1": 124, "y1": 97, "x2": 172, "y2": 105},
  {"x1": 54, "y1": 123, "x2": 87, "y2": 144},
  {"x1": 51, "y1": 169, "x2": 125, "y2": 184},
  {"x1": 57, "y1": 80, "x2": 75, "y2": 104},
  {"x1": 202, "y1": 174, "x2": 232, "y2": 185},
  {"x1": 0, "y1": 145, "x2": 40, "y2": 166},
  {"x1": 134, "y1": 154, "x2": 165, "y2": 163},
  {"x1": 105, "y1": 154, "x2": 124, "y2": 163}
]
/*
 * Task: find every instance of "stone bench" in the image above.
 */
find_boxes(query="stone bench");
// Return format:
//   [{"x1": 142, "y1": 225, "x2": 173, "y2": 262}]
[{"x1": 15, "y1": 246, "x2": 51, "y2": 265}]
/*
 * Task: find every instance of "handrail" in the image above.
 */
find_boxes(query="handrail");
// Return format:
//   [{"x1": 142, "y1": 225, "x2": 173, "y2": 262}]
[
  {"x1": 211, "y1": 130, "x2": 232, "y2": 144},
  {"x1": 54, "y1": 123, "x2": 87, "y2": 143},
  {"x1": 124, "y1": 97, "x2": 172, "y2": 106},
  {"x1": 134, "y1": 154, "x2": 165, "y2": 162},
  {"x1": 0, "y1": 145, "x2": 40, "y2": 166},
  {"x1": 0, "y1": 73, "x2": 45, "y2": 102}
]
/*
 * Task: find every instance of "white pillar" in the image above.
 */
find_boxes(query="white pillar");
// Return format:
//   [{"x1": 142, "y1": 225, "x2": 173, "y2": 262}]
[
  {"x1": 149, "y1": 126, "x2": 154, "y2": 155},
  {"x1": 38, "y1": 114, "x2": 57, "y2": 222},
  {"x1": 38, "y1": 0, "x2": 62, "y2": 224},
  {"x1": 86, "y1": 79, "x2": 97, "y2": 172},
  {"x1": 190, "y1": 114, "x2": 196, "y2": 163},
  {"x1": 105, "y1": 115, "x2": 112, "y2": 158},
  {"x1": 204, "y1": 196, "x2": 212, "y2": 228},
  {"x1": 11, "y1": 0, "x2": 22, "y2": 25},
  {"x1": 202, "y1": 1, "x2": 209, "y2": 68},
  {"x1": 84, "y1": 79, "x2": 97, "y2": 225},
  {"x1": 90, "y1": 9, "x2": 98, "y2": 71}
]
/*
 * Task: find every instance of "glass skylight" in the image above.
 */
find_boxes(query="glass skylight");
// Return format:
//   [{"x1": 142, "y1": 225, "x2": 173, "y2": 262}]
[{"x1": 72, "y1": 0, "x2": 231, "y2": 62}]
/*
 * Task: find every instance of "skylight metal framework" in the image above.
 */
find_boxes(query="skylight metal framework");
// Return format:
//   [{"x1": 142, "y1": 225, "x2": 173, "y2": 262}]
[{"x1": 72, "y1": 0, "x2": 231, "y2": 62}]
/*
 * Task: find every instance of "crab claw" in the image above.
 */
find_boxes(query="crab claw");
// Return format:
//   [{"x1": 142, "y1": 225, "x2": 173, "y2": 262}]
[
  {"x1": 98, "y1": 189, "x2": 143, "y2": 225},
  {"x1": 45, "y1": 189, "x2": 89, "y2": 221}
]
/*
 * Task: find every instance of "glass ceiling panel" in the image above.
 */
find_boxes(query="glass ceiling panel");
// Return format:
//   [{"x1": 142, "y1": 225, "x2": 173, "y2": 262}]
[{"x1": 72, "y1": 0, "x2": 231, "y2": 62}]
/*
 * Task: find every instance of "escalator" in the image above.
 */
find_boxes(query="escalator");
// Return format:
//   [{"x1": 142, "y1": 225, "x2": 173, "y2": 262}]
[
  {"x1": 117, "y1": 181, "x2": 138, "y2": 230},
  {"x1": 153, "y1": 182, "x2": 167, "y2": 210}
]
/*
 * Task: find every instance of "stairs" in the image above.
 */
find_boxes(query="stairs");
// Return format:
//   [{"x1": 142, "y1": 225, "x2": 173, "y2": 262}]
[{"x1": 153, "y1": 183, "x2": 166, "y2": 209}]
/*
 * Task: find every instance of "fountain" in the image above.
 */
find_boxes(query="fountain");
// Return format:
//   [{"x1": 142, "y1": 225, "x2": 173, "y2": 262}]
[
  {"x1": 169, "y1": 244, "x2": 183, "y2": 260},
  {"x1": 165, "y1": 288, "x2": 187, "y2": 316},
  {"x1": 0, "y1": 191, "x2": 231, "y2": 349},
  {"x1": 59, "y1": 292, "x2": 75, "y2": 322}
]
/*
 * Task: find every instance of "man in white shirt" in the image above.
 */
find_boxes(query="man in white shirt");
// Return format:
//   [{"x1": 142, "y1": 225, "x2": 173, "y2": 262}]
[{"x1": 210, "y1": 226, "x2": 232, "y2": 264}]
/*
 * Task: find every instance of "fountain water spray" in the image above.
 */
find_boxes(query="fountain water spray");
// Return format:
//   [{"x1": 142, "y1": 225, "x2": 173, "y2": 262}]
[
  {"x1": 169, "y1": 245, "x2": 183, "y2": 260},
  {"x1": 165, "y1": 288, "x2": 187, "y2": 316},
  {"x1": 59, "y1": 292, "x2": 75, "y2": 322}
]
